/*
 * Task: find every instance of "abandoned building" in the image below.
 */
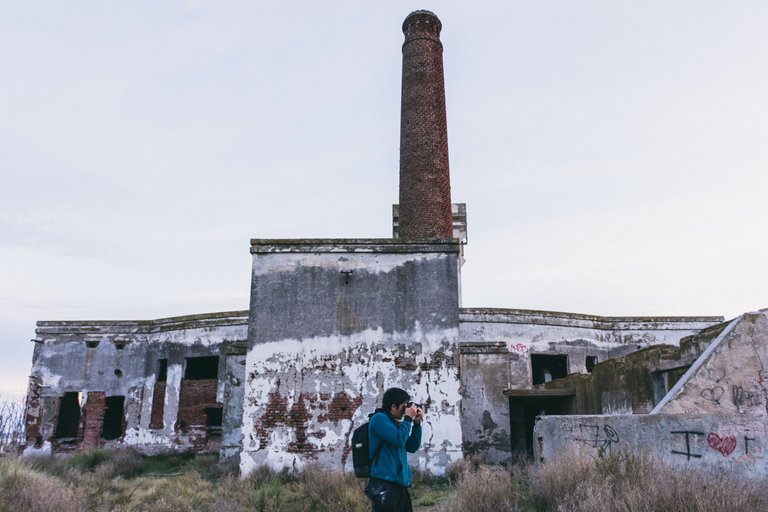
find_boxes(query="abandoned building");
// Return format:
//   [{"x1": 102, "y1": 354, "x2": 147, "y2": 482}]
[{"x1": 23, "y1": 10, "x2": 762, "y2": 477}]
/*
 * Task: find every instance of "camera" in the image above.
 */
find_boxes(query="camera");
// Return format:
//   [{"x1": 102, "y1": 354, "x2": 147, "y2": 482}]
[{"x1": 406, "y1": 402, "x2": 423, "y2": 409}]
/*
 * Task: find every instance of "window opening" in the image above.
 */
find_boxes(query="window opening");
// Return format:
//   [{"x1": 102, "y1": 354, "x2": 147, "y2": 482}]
[
  {"x1": 101, "y1": 396, "x2": 125, "y2": 440},
  {"x1": 54, "y1": 392, "x2": 81, "y2": 439},
  {"x1": 184, "y1": 356, "x2": 219, "y2": 380},
  {"x1": 157, "y1": 358, "x2": 168, "y2": 382},
  {"x1": 586, "y1": 355, "x2": 598, "y2": 373},
  {"x1": 531, "y1": 354, "x2": 568, "y2": 385}
]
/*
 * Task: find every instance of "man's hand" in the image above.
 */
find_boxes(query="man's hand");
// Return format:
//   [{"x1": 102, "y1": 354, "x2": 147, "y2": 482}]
[
  {"x1": 414, "y1": 406, "x2": 425, "y2": 425},
  {"x1": 404, "y1": 402, "x2": 418, "y2": 420}
]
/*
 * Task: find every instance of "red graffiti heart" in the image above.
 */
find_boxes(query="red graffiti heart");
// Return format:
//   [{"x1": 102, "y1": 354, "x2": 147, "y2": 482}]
[{"x1": 707, "y1": 433, "x2": 736, "y2": 456}]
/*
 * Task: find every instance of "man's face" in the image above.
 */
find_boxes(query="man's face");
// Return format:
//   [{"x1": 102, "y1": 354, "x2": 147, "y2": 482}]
[{"x1": 391, "y1": 401, "x2": 407, "y2": 420}]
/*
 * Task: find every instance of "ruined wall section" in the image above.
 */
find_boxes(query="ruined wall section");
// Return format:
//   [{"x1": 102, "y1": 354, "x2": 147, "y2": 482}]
[
  {"x1": 26, "y1": 311, "x2": 248, "y2": 454},
  {"x1": 457, "y1": 309, "x2": 722, "y2": 463},
  {"x1": 243, "y1": 239, "x2": 462, "y2": 475},
  {"x1": 654, "y1": 310, "x2": 768, "y2": 418},
  {"x1": 534, "y1": 310, "x2": 768, "y2": 479},
  {"x1": 534, "y1": 414, "x2": 768, "y2": 480}
]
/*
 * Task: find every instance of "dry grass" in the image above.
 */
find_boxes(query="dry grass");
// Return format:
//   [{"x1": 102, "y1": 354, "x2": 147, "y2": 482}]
[
  {"x1": 2, "y1": 449, "x2": 767, "y2": 511},
  {"x1": 0, "y1": 457, "x2": 86, "y2": 512},
  {"x1": 443, "y1": 450, "x2": 768, "y2": 512}
]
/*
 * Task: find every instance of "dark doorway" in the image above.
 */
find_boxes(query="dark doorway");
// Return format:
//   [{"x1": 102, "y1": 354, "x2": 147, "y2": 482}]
[
  {"x1": 185, "y1": 356, "x2": 219, "y2": 380},
  {"x1": 157, "y1": 358, "x2": 168, "y2": 381},
  {"x1": 54, "y1": 392, "x2": 81, "y2": 439},
  {"x1": 531, "y1": 354, "x2": 568, "y2": 385},
  {"x1": 204, "y1": 406, "x2": 223, "y2": 434},
  {"x1": 101, "y1": 396, "x2": 125, "y2": 440},
  {"x1": 507, "y1": 390, "x2": 574, "y2": 457},
  {"x1": 586, "y1": 355, "x2": 598, "y2": 373}
]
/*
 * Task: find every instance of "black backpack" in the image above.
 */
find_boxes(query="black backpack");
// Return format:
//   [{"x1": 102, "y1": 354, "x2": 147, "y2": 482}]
[{"x1": 351, "y1": 412, "x2": 394, "y2": 478}]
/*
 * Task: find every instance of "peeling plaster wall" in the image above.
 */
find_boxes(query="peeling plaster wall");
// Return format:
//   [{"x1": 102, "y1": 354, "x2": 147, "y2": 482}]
[
  {"x1": 25, "y1": 312, "x2": 248, "y2": 454},
  {"x1": 458, "y1": 343, "x2": 515, "y2": 462},
  {"x1": 242, "y1": 240, "x2": 463, "y2": 476},
  {"x1": 221, "y1": 342, "x2": 247, "y2": 459},
  {"x1": 534, "y1": 414, "x2": 768, "y2": 480}
]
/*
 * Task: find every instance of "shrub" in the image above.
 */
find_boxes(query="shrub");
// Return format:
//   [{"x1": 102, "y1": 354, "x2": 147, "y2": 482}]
[
  {"x1": 301, "y1": 464, "x2": 368, "y2": 512},
  {"x1": 446, "y1": 461, "x2": 527, "y2": 512}
]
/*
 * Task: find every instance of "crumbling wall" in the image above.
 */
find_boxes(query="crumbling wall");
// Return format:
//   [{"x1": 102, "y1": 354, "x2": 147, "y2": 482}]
[
  {"x1": 458, "y1": 343, "x2": 518, "y2": 462},
  {"x1": 221, "y1": 342, "x2": 247, "y2": 459},
  {"x1": 26, "y1": 311, "x2": 247, "y2": 454},
  {"x1": 654, "y1": 310, "x2": 768, "y2": 417},
  {"x1": 242, "y1": 240, "x2": 463, "y2": 475},
  {"x1": 534, "y1": 310, "x2": 768, "y2": 479},
  {"x1": 457, "y1": 309, "x2": 723, "y2": 463}
]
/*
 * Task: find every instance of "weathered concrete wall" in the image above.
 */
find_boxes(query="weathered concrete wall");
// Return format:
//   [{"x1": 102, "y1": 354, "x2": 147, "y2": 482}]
[
  {"x1": 655, "y1": 310, "x2": 768, "y2": 417},
  {"x1": 25, "y1": 311, "x2": 247, "y2": 454},
  {"x1": 242, "y1": 239, "x2": 462, "y2": 475},
  {"x1": 457, "y1": 309, "x2": 723, "y2": 462},
  {"x1": 221, "y1": 342, "x2": 247, "y2": 459},
  {"x1": 460, "y1": 309, "x2": 722, "y2": 355},
  {"x1": 458, "y1": 343, "x2": 517, "y2": 462},
  {"x1": 534, "y1": 414, "x2": 768, "y2": 479}
]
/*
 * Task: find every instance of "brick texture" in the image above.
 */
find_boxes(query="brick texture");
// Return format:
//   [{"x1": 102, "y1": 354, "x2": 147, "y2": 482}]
[
  {"x1": 177, "y1": 379, "x2": 219, "y2": 430},
  {"x1": 398, "y1": 10, "x2": 453, "y2": 240},
  {"x1": 24, "y1": 377, "x2": 42, "y2": 445},
  {"x1": 149, "y1": 382, "x2": 166, "y2": 429},
  {"x1": 79, "y1": 391, "x2": 105, "y2": 448},
  {"x1": 256, "y1": 388, "x2": 363, "y2": 459}
]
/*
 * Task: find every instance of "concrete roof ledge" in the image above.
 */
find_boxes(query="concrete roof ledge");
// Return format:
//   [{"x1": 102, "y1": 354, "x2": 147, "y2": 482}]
[
  {"x1": 250, "y1": 238, "x2": 460, "y2": 254},
  {"x1": 460, "y1": 307, "x2": 724, "y2": 330},
  {"x1": 35, "y1": 310, "x2": 249, "y2": 336}
]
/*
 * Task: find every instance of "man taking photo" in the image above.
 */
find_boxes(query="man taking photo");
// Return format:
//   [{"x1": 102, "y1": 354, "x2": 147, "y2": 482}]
[{"x1": 364, "y1": 387, "x2": 425, "y2": 512}]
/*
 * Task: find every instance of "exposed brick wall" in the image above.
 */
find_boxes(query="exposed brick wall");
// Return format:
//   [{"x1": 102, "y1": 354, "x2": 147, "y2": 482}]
[
  {"x1": 24, "y1": 377, "x2": 42, "y2": 445},
  {"x1": 177, "y1": 379, "x2": 219, "y2": 431},
  {"x1": 149, "y1": 382, "x2": 166, "y2": 429},
  {"x1": 398, "y1": 10, "x2": 453, "y2": 240},
  {"x1": 255, "y1": 388, "x2": 363, "y2": 460},
  {"x1": 79, "y1": 392, "x2": 105, "y2": 449}
]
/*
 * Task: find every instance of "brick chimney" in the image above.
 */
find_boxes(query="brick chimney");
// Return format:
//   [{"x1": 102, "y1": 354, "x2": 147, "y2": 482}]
[{"x1": 398, "y1": 10, "x2": 453, "y2": 240}]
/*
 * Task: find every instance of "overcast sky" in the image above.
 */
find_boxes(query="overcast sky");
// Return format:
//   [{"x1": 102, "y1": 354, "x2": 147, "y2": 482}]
[{"x1": 2, "y1": 1, "x2": 767, "y2": 396}]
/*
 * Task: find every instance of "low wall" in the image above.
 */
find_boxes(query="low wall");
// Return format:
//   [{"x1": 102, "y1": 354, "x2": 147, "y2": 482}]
[{"x1": 534, "y1": 414, "x2": 768, "y2": 479}]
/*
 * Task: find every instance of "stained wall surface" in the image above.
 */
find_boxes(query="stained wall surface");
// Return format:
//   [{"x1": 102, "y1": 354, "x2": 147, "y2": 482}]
[{"x1": 242, "y1": 239, "x2": 463, "y2": 475}]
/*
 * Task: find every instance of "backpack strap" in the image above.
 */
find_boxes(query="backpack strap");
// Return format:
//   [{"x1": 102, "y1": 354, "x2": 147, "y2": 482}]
[{"x1": 371, "y1": 439, "x2": 385, "y2": 466}]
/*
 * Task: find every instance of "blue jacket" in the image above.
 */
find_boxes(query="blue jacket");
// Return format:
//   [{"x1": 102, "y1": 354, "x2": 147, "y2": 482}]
[{"x1": 368, "y1": 409, "x2": 422, "y2": 487}]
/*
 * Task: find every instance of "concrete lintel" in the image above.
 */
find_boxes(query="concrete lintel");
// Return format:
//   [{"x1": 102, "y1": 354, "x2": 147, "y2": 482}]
[
  {"x1": 250, "y1": 238, "x2": 460, "y2": 254},
  {"x1": 504, "y1": 388, "x2": 575, "y2": 398},
  {"x1": 459, "y1": 342, "x2": 508, "y2": 354}
]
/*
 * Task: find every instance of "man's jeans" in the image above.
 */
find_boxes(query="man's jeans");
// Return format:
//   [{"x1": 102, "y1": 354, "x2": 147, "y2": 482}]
[{"x1": 364, "y1": 477, "x2": 413, "y2": 512}]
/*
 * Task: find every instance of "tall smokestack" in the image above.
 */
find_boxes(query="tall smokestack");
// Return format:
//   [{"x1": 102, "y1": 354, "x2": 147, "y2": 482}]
[{"x1": 398, "y1": 10, "x2": 453, "y2": 240}]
